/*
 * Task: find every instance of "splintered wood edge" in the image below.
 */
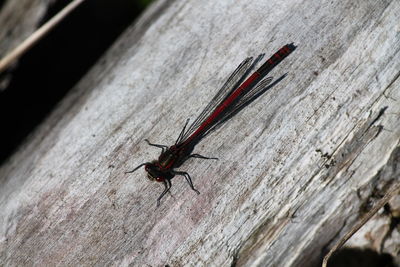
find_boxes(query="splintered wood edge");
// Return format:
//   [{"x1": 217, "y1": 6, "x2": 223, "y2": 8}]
[{"x1": 322, "y1": 183, "x2": 400, "y2": 267}]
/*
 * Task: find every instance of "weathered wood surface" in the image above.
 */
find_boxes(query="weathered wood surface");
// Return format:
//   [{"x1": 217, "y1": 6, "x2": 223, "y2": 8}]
[{"x1": 1, "y1": 0, "x2": 399, "y2": 266}]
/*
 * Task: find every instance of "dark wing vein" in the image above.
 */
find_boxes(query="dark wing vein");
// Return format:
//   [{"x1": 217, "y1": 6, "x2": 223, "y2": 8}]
[
  {"x1": 176, "y1": 55, "x2": 265, "y2": 144},
  {"x1": 197, "y1": 76, "x2": 273, "y2": 139}
]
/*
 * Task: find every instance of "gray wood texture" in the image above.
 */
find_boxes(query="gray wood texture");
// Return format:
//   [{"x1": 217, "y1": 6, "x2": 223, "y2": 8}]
[{"x1": 1, "y1": 0, "x2": 399, "y2": 266}]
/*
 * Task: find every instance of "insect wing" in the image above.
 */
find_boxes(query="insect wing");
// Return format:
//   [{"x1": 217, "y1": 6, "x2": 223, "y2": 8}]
[{"x1": 176, "y1": 55, "x2": 264, "y2": 144}]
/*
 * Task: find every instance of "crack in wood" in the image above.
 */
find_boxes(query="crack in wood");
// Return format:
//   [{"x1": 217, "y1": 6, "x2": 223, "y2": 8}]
[
  {"x1": 322, "y1": 145, "x2": 400, "y2": 266},
  {"x1": 320, "y1": 106, "x2": 387, "y2": 185}
]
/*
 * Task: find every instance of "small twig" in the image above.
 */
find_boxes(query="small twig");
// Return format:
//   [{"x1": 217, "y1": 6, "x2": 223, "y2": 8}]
[
  {"x1": 322, "y1": 184, "x2": 400, "y2": 267},
  {"x1": 0, "y1": 0, "x2": 86, "y2": 73}
]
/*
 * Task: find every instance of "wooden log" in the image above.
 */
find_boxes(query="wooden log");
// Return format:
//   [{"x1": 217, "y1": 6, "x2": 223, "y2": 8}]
[{"x1": 0, "y1": 0, "x2": 399, "y2": 266}]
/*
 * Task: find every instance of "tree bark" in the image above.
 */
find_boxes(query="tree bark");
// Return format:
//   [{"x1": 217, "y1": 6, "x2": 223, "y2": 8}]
[{"x1": 0, "y1": 0, "x2": 399, "y2": 266}]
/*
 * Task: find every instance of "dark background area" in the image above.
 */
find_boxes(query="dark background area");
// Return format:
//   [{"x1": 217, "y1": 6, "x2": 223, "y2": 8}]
[{"x1": 0, "y1": 0, "x2": 152, "y2": 166}]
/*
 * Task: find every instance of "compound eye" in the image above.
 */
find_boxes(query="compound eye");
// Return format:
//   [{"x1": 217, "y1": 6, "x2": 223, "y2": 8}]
[{"x1": 155, "y1": 177, "x2": 165, "y2": 182}]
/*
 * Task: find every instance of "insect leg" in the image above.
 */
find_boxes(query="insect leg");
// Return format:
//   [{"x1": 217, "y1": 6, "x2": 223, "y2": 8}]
[
  {"x1": 125, "y1": 162, "x2": 150, "y2": 174},
  {"x1": 188, "y1": 154, "x2": 218, "y2": 160},
  {"x1": 171, "y1": 170, "x2": 200, "y2": 195},
  {"x1": 157, "y1": 179, "x2": 172, "y2": 207},
  {"x1": 144, "y1": 139, "x2": 168, "y2": 153}
]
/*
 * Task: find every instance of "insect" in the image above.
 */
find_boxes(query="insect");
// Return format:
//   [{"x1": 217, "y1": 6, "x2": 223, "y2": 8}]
[{"x1": 127, "y1": 43, "x2": 296, "y2": 206}]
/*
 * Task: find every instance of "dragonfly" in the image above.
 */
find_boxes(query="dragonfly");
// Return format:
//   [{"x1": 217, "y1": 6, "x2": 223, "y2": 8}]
[{"x1": 127, "y1": 43, "x2": 296, "y2": 206}]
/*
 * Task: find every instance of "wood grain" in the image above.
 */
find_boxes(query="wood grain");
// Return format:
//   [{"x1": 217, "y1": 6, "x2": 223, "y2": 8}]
[{"x1": 0, "y1": 0, "x2": 399, "y2": 266}]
